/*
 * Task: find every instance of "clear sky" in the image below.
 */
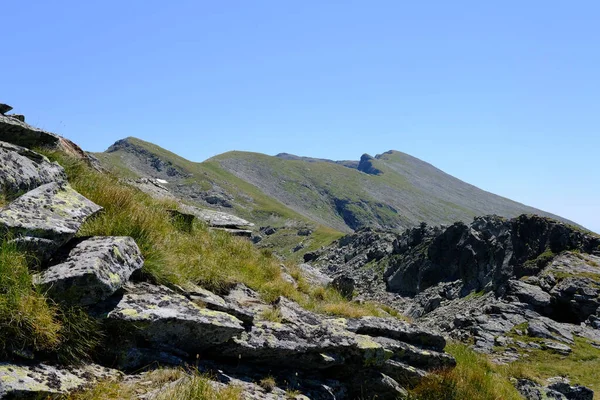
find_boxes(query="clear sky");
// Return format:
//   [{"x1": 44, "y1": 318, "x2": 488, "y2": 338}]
[{"x1": 3, "y1": 1, "x2": 599, "y2": 233}]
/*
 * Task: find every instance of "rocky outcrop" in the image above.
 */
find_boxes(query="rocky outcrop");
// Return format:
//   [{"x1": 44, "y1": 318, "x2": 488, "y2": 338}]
[
  {"x1": 0, "y1": 141, "x2": 66, "y2": 198},
  {"x1": 311, "y1": 215, "x2": 600, "y2": 382},
  {"x1": 0, "y1": 114, "x2": 61, "y2": 149},
  {"x1": 105, "y1": 283, "x2": 245, "y2": 355},
  {"x1": 0, "y1": 363, "x2": 119, "y2": 398},
  {"x1": 0, "y1": 182, "x2": 102, "y2": 261},
  {"x1": 515, "y1": 378, "x2": 594, "y2": 400},
  {"x1": 357, "y1": 153, "x2": 383, "y2": 175},
  {"x1": 34, "y1": 236, "x2": 144, "y2": 305},
  {"x1": 383, "y1": 215, "x2": 599, "y2": 297}
]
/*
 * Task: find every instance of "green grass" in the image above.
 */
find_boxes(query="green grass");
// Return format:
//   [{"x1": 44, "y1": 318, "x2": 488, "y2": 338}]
[
  {"x1": 0, "y1": 239, "x2": 100, "y2": 363},
  {"x1": 523, "y1": 249, "x2": 556, "y2": 272},
  {"x1": 0, "y1": 193, "x2": 6, "y2": 208},
  {"x1": 69, "y1": 369, "x2": 242, "y2": 400},
  {"x1": 42, "y1": 151, "x2": 391, "y2": 318},
  {"x1": 507, "y1": 336, "x2": 600, "y2": 397},
  {"x1": 0, "y1": 240, "x2": 62, "y2": 357},
  {"x1": 409, "y1": 343, "x2": 523, "y2": 400},
  {"x1": 97, "y1": 138, "x2": 346, "y2": 257}
]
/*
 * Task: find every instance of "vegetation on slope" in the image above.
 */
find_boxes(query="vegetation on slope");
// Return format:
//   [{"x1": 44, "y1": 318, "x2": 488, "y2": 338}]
[
  {"x1": 95, "y1": 138, "x2": 344, "y2": 261},
  {"x1": 69, "y1": 369, "x2": 243, "y2": 400},
  {"x1": 211, "y1": 148, "x2": 575, "y2": 231},
  {"x1": 409, "y1": 343, "x2": 523, "y2": 400},
  {"x1": 44, "y1": 151, "x2": 391, "y2": 317},
  {"x1": 0, "y1": 239, "x2": 101, "y2": 363}
]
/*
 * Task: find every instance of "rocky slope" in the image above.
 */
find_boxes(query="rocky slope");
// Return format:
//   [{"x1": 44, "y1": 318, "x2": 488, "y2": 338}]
[
  {"x1": 0, "y1": 105, "x2": 457, "y2": 399},
  {"x1": 310, "y1": 215, "x2": 600, "y2": 396}
]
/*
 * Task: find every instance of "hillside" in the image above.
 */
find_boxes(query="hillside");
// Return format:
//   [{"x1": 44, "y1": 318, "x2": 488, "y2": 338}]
[{"x1": 96, "y1": 137, "x2": 576, "y2": 237}]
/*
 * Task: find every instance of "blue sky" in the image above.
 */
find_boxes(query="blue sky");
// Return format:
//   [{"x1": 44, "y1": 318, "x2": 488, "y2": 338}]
[{"x1": 3, "y1": 1, "x2": 599, "y2": 232}]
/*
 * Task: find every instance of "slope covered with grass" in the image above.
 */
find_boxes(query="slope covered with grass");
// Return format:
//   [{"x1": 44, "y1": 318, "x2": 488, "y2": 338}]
[
  {"x1": 44, "y1": 151, "x2": 391, "y2": 318},
  {"x1": 212, "y1": 148, "x2": 575, "y2": 231},
  {"x1": 96, "y1": 137, "x2": 576, "y2": 236}
]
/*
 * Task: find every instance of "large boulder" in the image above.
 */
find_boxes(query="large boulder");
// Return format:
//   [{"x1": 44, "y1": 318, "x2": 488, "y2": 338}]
[
  {"x1": 34, "y1": 236, "x2": 143, "y2": 306},
  {"x1": 0, "y1": 141, "x2": 66, "y2": 198},
  {"x1": 0, "y1": 363, "x2": 118, "y2": 398},
  {"x1": 0, "y1": 114, "x2": 61, "y2": 149},
  {"x1": 0, "y1": 182, "x2": 102, "y2": 261},
  {"x1": 105, "y1": 283, "x2": 245, "y2": 354},
  {"x1": 344, "y1": 316, "x2": 447, "y2": 351},
  {"x1": 212, "y1": 297, "x2": 454, "y2": 399},
  {"x1": 214, "y1": 299, "x2": 394, "y2": 371}
]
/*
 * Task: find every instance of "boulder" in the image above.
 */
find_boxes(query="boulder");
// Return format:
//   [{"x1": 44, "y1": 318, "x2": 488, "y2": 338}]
[
  {"x1": 0, "y1": 114, "x2": 61, "y2": 149},
  {"x1": 548, "y1": 379, "x2": 594, "y2": 400},
  {"x1": 515, "y1": 378, "x2": 567, "y2": 399},
  {"x1": 0, "y1": 104, "x2": 13, "y2": 114},
  {"x1": 345, "y1": 316, "x2": 447, "y2": 351},
  {"x1": 183, "y1": 284, "x2": 254, "y2": 326},
  {"x1": 0, "y1": 363, "x2": 119, "y2": 398},
  {"x1": 34, "y1": 236, "x2": 143, "y2": 306},
  {"x1": 214, "y1": 311, "x2": 392, "y2": 371},
  {"x1": 106, "y1": 283, "x2": 244, "y2": 354},
  {"x1": 0, "y1": 182, "x2": 102, "y2": 261},
  {"x1": 330, "y1": 275, "x2": 355, "y2": 299},
  {"x1": 8, "y1": 114, "x2": 25, "y2": 122},
  {"x1": 515, "y1": 378, "x2": 594, "y2": 400},
  {"x1": 507, "y1": 280, "x2": 552, "y2": 310},
  {"x1": 298, "y1": 263, "x2": 333, "y2": 287},
  {"x1": 177, "y1": 203, "x2": 253, "y2": 228},
  {"x1": 0, "y1": 141, "x2": 66, "y2": 198}
]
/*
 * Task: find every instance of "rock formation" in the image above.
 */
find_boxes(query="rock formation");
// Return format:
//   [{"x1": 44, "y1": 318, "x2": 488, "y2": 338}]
[{"x1": 0, "y1": 103, "x2": 455, "y2": 399}]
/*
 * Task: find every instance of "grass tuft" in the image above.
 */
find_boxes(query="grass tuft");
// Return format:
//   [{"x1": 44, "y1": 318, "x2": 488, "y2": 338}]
[
  {"x1": 409, "y1": 343, "x2": 523, "y2": 400},
  {"x1": 0, "y1": 240, "x2": 62, "y2": 357},
  {"x1": 258, "y1": 376, "x2": 276, "y2": 392},
  {"x1": 69, "y1": 369, "x2": 242, "y2": 400}
]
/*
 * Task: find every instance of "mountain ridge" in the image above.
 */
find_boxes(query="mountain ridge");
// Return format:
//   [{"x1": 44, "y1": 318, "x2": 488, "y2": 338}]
[{"x1": 99, "y1": 137, "x2": 580, "y2": 232}]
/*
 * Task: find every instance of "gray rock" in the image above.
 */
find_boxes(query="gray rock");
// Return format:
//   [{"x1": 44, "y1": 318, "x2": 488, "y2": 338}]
[
  {"x1": 347, "y1": 370, "x2": 408, "y2": 400},
  {"x1": 184, "y1": 284, "x2": 254, "y2": 326},
  {"x1": 0, "y1": 141, "x2": 66, "y2": 198},
  {"x1": 298, "y1": 228, "x2": 312, "y2": 236},
  {"x1": 0, "y1": 182, "x2": 102, "y2": 261},
  {"x1": 0, "y1": 104, "x2": 13, "y2": 114},
  {"x1": 548, "y1": 379, "x2": 594, "y2": 400},
  {"x1": 106, "y1": 283, "x2": 244, "y2": 354},
  {"x1": 515, "y1": 378, "x2": 567, "y2": 399},
  {"x1": 8, "y1": 114, "x2": 25, "y2": 122},
  {"x1": 178, "y1": 203, "x2": 253, "y2": 228},
  {"x1": 0, "y1": 114, "x2": 61, "y2": 149},
  {"x1": 527, "y1": 318, "x2": 574, "y2": 344},
  {"x1": 542, "y1": 341, "x2": 572, "y2": 355},
  {"x1": 508, "y1": 280, "x2": 552, "y2": 309},
  {"x1": 34, "y1": 236, "x2": 143, "y2": 306},
  {"x1": 224, "y1": 283, "x2": 271, "y2": 315},
  {"x1": 372, "y1": 336, "x2": 455, "y2": 370},
  {"x1": 330, "y1": 275, "x2": 355, "y2": 299},
  {"x1": 0, "y1": 363, "x2": 119, "y2": 398},
  {"x1": 345, "y1": 316, "x2": 447, "y2": 351},
  {"x1": 214, "y1": 312, "x2": 392, "y2": 371},
  {"x1": 262, "y1": 226, "x2": 277, "y2": 236},
  {"x1": 298, "y1": 263, "x2": 333, "y2": 287}
]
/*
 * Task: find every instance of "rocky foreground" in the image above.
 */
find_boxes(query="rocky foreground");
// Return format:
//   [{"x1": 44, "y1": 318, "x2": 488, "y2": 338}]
[
  {"x1": 2, "y1": 104, "x2": 598, "y2": 399},
  {"x1": 0, "y1": 105, "x2": 456, "y2": 399},
  {"x1": 310, "y1": 215, "x2": 600, "y2": 398}
]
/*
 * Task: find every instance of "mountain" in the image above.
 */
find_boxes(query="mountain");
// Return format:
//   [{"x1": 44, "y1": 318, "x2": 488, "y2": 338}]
[{"x1": 96, "y1": 137, "x2": 576, "y2": 236}]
